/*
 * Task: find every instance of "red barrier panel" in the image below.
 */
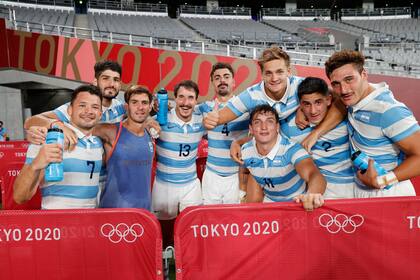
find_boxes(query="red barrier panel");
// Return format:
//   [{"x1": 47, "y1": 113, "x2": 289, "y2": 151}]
[
  {"x1": 0, "y1": 141, "x2": 41, "y2": 209},
  {"x1": 175, "y1": 197, "x2": 420, "y2": 279},
  {"x1": 0, "y1": 209, "x2": 163, "y2": 280}
]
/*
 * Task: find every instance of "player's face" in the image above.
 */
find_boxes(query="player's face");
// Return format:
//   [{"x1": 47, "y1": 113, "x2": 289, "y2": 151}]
[
  {"x1": 175, "y1": 86, "x2": 197, "y2": 122},
  {"x1": 68, "y1": 92, "x2": 102, "y2": 131},
  {"x1": 300, "y1": 92, "x2": 332, "y2": 125},
  {"x1": 94, "y1": 70, "x2": 121, "y2": 100},
  {"x1": 329, "y1": 63, "x2": 369, "y2": 107},
  {"x1": 262, "y1": 59, "x2": 291, "y2": 100},
  {"x1": 126, "y1": 93, "x2": 152, "y2": 124},
  {"x1": 212, "y1": 68, "x2": 235, "y2": 97},
  {"x1": 250, "y1": 111, "x2": 279, "y2": 145}
]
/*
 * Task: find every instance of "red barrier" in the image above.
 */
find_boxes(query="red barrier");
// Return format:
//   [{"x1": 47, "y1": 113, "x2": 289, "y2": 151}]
[
  {"x1": 0, "y1": 141, "x2": 41, "y2": 209},
  {"x1": 0, "y1": 208, "x2": 163, "y2": 280},
  {"x1": 175, "y1": 197, "x2": 420, "y2": 279}
]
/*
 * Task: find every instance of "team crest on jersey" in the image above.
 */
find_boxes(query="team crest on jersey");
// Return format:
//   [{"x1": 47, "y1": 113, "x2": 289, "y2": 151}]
[{"x1": 148, "y1": 141, "x2": 154, "y2": 153}]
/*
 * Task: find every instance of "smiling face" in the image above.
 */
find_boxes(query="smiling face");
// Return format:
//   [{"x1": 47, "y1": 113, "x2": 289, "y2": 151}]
[
  {"x1": 262, "y1": 59, "x2": 291, "y2": 101},
  {"x1": 211, "y1": 68, "x2": 235, "y2": 98},
  {"x1": 68, "y1": 91, "x2": 102, "y2": 132},
  {"x1": 175, "y1": 86, "x2": 197, "y2": 122},
  {"x1": 300, "y1": 92, "x2": 332, "y2": 125},
  {"x1": 329, "y1": 63, "x2": 369, "y2": 107},
  {"x1": 94, "y1": 69, "x2": 122, "y2": 101},
  {"x1": 126, "y1": 93, "x2": 152, "y2": 124}
]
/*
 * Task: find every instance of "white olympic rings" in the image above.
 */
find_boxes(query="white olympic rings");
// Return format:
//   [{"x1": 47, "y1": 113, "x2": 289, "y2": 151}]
[
  {"x1": 100, "y1": 223, "x2": 144, "y2": 243},
  {"x1": 318, "y1": 213, "x2": 364, "y2": 234}
]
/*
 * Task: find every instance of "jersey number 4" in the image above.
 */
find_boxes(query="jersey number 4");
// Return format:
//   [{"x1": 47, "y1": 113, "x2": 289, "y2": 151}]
[{"x1": 221, "y1": 123, "x2": 230, "y2": 136}]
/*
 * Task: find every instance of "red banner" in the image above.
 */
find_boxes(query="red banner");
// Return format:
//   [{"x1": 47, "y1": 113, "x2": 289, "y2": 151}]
[
  {"x1": 0, "y1": 141, "x2": 41, "y2": 209},
  {"x1": 0, "y1": 208, "x2": 163, "y2": 280},
  {"x1": 175, "y1": 197, "x2": 420, "y2": 279}
]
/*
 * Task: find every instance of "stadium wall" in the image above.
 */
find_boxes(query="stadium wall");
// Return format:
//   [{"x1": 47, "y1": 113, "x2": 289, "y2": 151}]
[{"x1": 1, "y1": 18, "x2": 419, "y2": 124}]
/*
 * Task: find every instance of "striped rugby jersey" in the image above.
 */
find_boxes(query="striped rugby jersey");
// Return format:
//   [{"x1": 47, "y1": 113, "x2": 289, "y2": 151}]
[
  {"x1": 281, "y1": 112, "x2": 355, "y2": 185},
  {"x1": 241, "y1": 134, "x2": 310, "y2": 202},
  {"x1": 226, "y1": 76, "x2": 304, "y2": 121},
  {"x1": 25, "y1": 124, "x2": 103, "y2": 209},
  {"x1": 347, "y1": 82, "x2": 420, "y2": 188},
  {"x1": 54, "y1": 98, "x2": 126, "y2": 124},
  {"x1": 197, "y1": 100, "x2": 249, "y2": 176},
  {"x1": 155, "y1": 108, "x2": 206, "y2": 184}
]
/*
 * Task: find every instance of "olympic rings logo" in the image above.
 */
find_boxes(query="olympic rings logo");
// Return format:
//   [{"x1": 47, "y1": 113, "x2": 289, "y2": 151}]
[
  {"x1": 100, "y1": 223, "x2": 144, "y2": 243},
  {"x1": 318, "y1": 213, "x2": 364, "y2": 234}
]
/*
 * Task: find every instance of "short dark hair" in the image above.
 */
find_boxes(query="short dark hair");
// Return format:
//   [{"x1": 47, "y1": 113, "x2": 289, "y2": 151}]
[
  {"x1": 0, "y1": 121, "x2": 3, "y2": 126},
  {"x1": 297, "y1": 77, "x2": 329, "y2": 100},
  {"x1": 70, "y1": 84, "x2": 102, "y2": 105},
  {"x1": 174, "y1": 80, "x2": 199, "y2": 99},
  {"x1": 94, "y1": 60, "x2": 122, "y2": 79},
  {"x1": 210, "y1": 62, "x2": 234, "y2": 80},
  {"x1": 325, "y1": 50, "x2": 365, "y2": 79},
  {"x1": 249, "y1": 104, "x2": 279, "y2": 125},
  {"x1": 124, "y1": 85, "x2": 153, "y2": 104}
]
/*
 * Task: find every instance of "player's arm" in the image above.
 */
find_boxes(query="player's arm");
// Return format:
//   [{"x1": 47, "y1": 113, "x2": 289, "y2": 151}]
[
  {"x1": 245, "y1": 173, "x2": 264, "y2": 203},
  {"x1": 13, "y1": 144, "x2": 62, "y2": 204},
  {"x1": 389, "y1": 131, "x2": 420, "y2": 181},
  {"x1": 357, "y1": 131, "x2": 420, "y2": 188},
  {"x1": 301, "y1": 98, "x2": 347, "y2": 152},
  {"x1": 25, "y1": 111, "x2": 78, "y2": 150},
  {"x1": 293, "y1": 158, "x2": 326, "y2": 211},
  {"x1": 203, "y1": 107, "x2": 238, "y2": 130},
  {"x1": 230, "y1": 135, "x2": 252, "y2": 164},
  {"x1": 92, "y1": 123, "x2": 118, "y2": 160}
]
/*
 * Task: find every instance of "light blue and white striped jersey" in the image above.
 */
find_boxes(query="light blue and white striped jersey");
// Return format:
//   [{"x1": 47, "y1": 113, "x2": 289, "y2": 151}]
[
  {"x1": 156, "y1": 108, "x2": 206, "y2": 184},
  {"x1": 25, "y1": 125, "x2": 104, "y2": 209},
  {"x1": 54, "y1": 98, "x2": 126, "y2": 124},
  {"x1": 348, "y1": 83, "x2": 420, "y2": 188},
  {"x1": 281, "y1": 112, "x2": 355, "y2": 185},
  {"x1": 241, "y1": 134, "x2": 310, "y2": 202},
  {"x1": 226, "y1": 76, "x2": 304, "y2": 121},
  {"x1": 197, "y1": 100, "x2": 249, "y2": 176}
]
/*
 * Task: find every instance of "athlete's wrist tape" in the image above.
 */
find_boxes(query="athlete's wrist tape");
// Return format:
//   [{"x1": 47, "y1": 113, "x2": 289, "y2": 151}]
[
  {"x1": 376, "y1": 171, "x2": 399, "y2": 189},
  {"x1": 239, "y1": 190, "x2": 247, "y2": 200}
]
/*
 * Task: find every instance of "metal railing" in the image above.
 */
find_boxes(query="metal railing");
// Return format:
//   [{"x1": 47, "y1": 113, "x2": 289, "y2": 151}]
[
  {"x1": 1, "y1": 0, "x2": 73, "y2": 7},
  {"x1": 179, "y1": 5, "x2": 251, "y2": 16},
  {"x1": 3, "y1": 16, "x2": 420, "y2": 78},
  {"x1": 88, "y1": 1, "x2": 167, "y2": 13},
  {"x1": 262, "y1": 7, "x2": 412, "y2": 18}
]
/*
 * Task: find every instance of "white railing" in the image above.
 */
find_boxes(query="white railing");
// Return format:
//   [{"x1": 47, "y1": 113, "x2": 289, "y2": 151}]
[{"x1": 5, "y1": 18, "x2": 420, "y2": 78}]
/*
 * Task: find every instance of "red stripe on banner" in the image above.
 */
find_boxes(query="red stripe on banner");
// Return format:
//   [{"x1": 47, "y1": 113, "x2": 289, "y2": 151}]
[
  {"x1": 0, "y1": 209, "x2": 163, "y2": 280},
  {"x1": 174, "y1": 197, "x2": 420, "y2": 279}
]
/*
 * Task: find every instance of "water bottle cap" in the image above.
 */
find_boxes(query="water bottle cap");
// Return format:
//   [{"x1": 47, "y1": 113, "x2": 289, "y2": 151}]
[
  {"x1": 351, "y1": 150, "x2": 361, "y2": 161},
  {"x1": 48, "y1": 128, "x2": 63, "y2": 133},
  {"x1": 158, "y1": 88, "x2": 167, "y2": 94}
]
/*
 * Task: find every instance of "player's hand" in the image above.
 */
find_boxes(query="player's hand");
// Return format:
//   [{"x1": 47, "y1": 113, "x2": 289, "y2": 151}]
[
  {"x1": 60, "y1": 125, "x2": 78, "y2": 151},
  {"x1": 293, "y1": 193, "x2": 324, "y2": 211},
  {"x1": 230, "y1": 140, "x2": 243, "y2": 164},
  {"x1": 145, "y1": 117, "x2": 161, "y2": 139},
  {"x1": 31, "y1": 143, "x2": 63, "y2": 170},
  {"x1": 26, "y1": 126, "x2": 47, "y2": 145},
  {"x1": 301, "y1": 129, "x2": 320, "y2": 154},
  {"x1": 356, "y1": 159, "x2": 381, "y2": 189},
  {"x1": 203, "y1": 110, "x2": 220, "y2": 130},
  {"x1": 295, "y1": 108, "x2": 309, "y2": 130}
]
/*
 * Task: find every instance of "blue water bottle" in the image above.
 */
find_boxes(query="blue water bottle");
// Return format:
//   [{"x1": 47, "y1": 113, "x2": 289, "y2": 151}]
[
  {"x1": 156, "y1": 88, "x2": 168, "y2": 125},
  {"x1": 351, "y1": 151, "x2": 391, "y2": 189},
  {"x1": 45, "y1": 128, "x2": 64, "y2": 182}
]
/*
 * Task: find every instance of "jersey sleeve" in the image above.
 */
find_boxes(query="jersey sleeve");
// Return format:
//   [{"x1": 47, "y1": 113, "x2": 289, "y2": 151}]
[{"x1": 381, "y1": 105, "x2": 420, "y2": 142}]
